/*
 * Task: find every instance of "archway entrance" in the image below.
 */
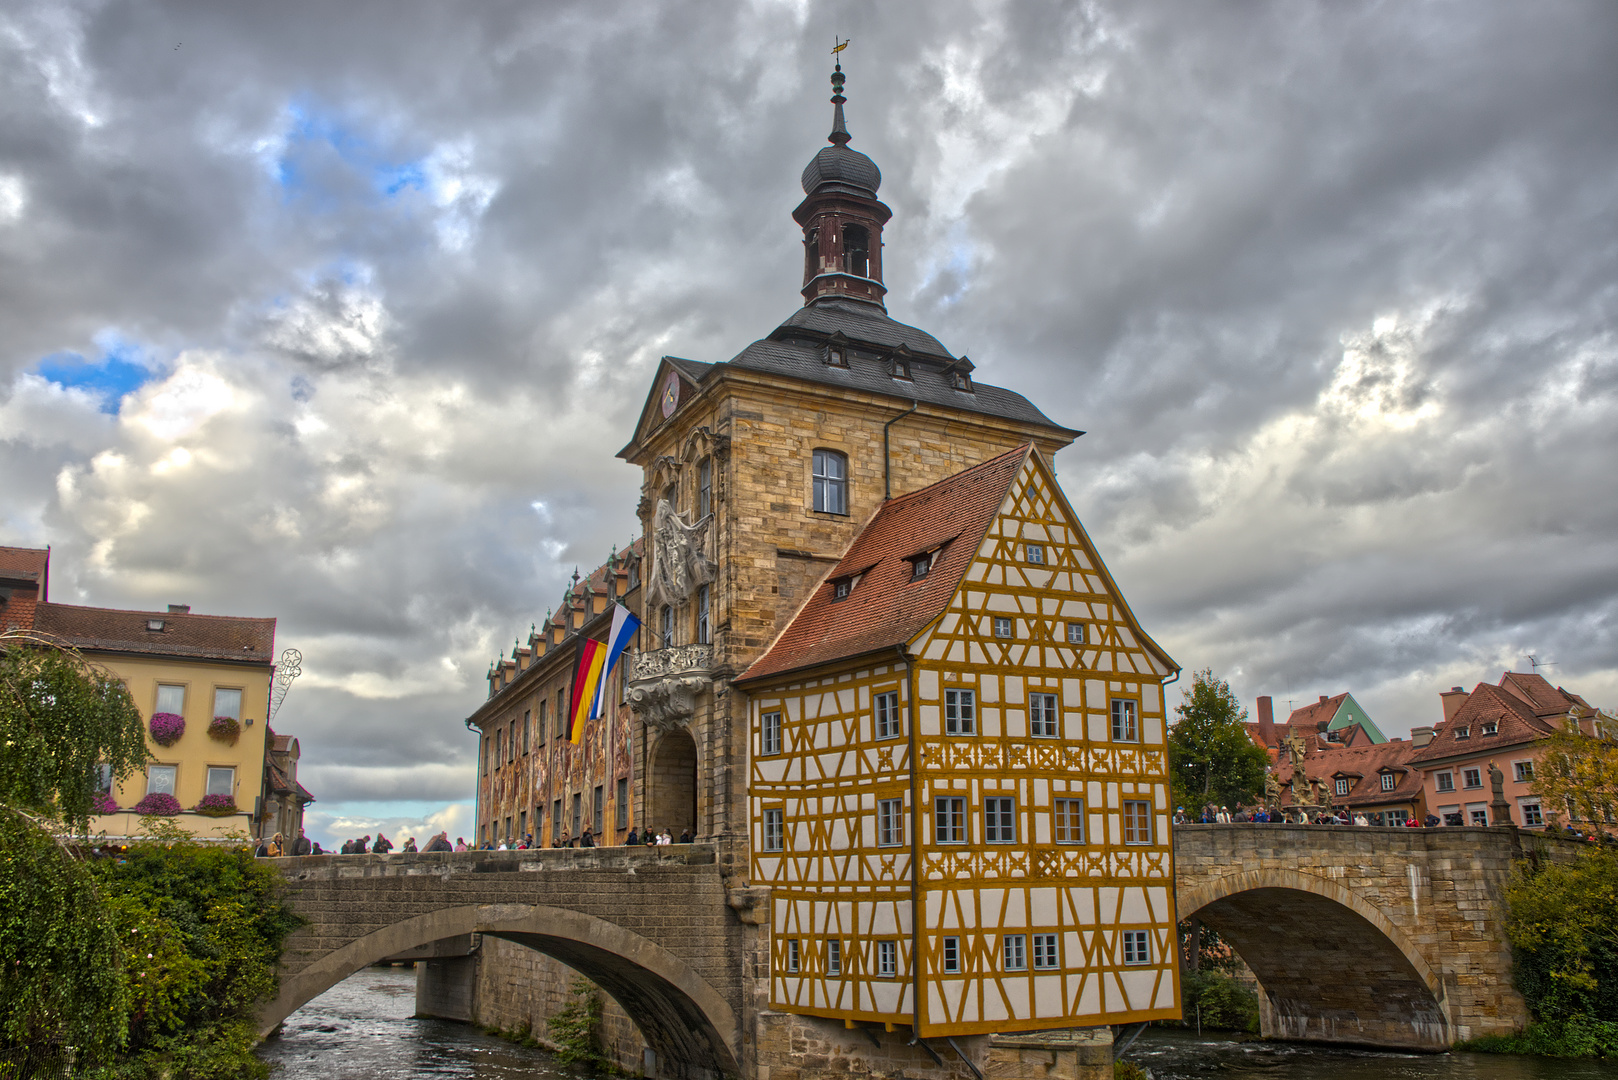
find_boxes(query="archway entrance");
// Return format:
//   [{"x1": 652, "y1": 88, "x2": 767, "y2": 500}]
[
  {"x1": 649, "y1": 728, "x2": 698, "y2": 839},
  {"x1": 1181, "y1": 885, "x2": 1449, "y2": 1049}
]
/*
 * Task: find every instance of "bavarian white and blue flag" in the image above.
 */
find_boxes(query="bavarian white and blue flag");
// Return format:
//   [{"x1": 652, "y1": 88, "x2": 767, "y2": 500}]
[{"x1": 590, "y1": 602, "x2": 642, "y2": 720}]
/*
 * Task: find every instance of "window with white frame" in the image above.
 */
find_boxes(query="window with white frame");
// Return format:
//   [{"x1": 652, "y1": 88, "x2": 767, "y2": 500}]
[
  {"x1": 875, "y1": 691, "x2": 901, "y2": 739},
  {"x1": 212, "y1": 687, "x2": 242, "y2": 721},
  {"x1": 1003, "y1": 934, "x2": 1027, "y2": 971},
  {"x1": 205, "y1": 766, "x2": 235, "y2": 798},
  {"x1": 941, "y1": 936, "x2": 960, "y2": 973},
  {"x1": 826, "y1": 939, "x2": 842, "y2": 977},
  {"x1": 1123, "y1": 800, "x2": 1153, "y2": 845},
  {"x1": 1026, "y1": 543, "x2": 1045, "y2": 565},
  {"x1": 786, "y1": 939, "x2": 800, "y2": 973},
  {"x1": 1032, "y1": 934, "x2": 1059, "y2": 969},
  {"x1": 696, "y1": 585, "x2": 710, "y2": 644},
  {"x1": 935, "y1": 796, "x2": 966, "y2": 843},
  {"x1": 878, "y1": 798, "x2": 905, "y2": 847},
  {"x1": 1122, "y1": 930, "x2": 1150, "y2": 965},
  {"x1": 945, "y1": 689, "x2": 976, "y2": 735},
  {"x1": 1335, "y1": 778, "x2": 1351, "y2": 796},
  {"x1": 1029, "y1": 692, "x2": 1059, "y2": 738},
  {"x1": 1514, "y1": 760, "x2": 1535, "y2": 782},
  {"x1": 984, "y1": 797, "x2": 1016, "y2": 843},
  {"x1": 1111, "y1": 699, "x2": 1139, "y2": 742},
  {"x1": 146, "y1": 764, "x2": 177, "y2": 797},
  {"x1": 812, "y1": 449, "x2": 848, "y2": 515},
  {"x1": 155, "y1": 683, "x2": 185, "y2": 716},
  {"x1": 1463, "y1": 767, "x2": 1482, "y2": 789},
  {"x1": 698, "y1": 457, "x2": 712, "y2": 519},
  {"x1": 1470, "y1": 806, "x2": 1489, "y2": 826},
  {"x1": 761, "y1": 711, "x2": 782, "y2": 756},
  {"x1": 877, "y1": 940, "x2": 897, "y2": 977},
  {"x1": 762, "y1": 808, "x2": 784, "y2": 851},
  {"x1": 910, "y1": 552, "x2": 932, "y2": 580},
  {"x1": 1054, "y1": 798, "x2": 1084, "y2": 844},
  {"x1": 1436, "y1": 771, "x2": 1455, "y2": 792},
  {"x1": 1381, "y1": 773, "x2": 1397, "y2": 792},
  {"x1": 1520, "y1": 801, "x2": 1544, "y2": 827},
  {"x1": 993, "y1": 616, "x2": 1013, "y2": 639},
  {"x1": 1066, "y1": 622, "x2": 1086, "y2": 645}
]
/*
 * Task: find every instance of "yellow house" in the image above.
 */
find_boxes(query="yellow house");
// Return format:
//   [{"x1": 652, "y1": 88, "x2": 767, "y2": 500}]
[{"x1": 33, "y1": 599, "x2": 278, "y2": 841}]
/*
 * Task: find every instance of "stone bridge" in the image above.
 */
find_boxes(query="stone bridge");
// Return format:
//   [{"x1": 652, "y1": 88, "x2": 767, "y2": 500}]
[
  {"x1": 1175, "y1": 823, "x2": 1577, "y2": 1051},
  {"x1": 265, "y1": 826, "x2": 1575, "y2": 1076},
  {"x1": 264, "y1": 844, "x2": 748, "y2": 1080}
]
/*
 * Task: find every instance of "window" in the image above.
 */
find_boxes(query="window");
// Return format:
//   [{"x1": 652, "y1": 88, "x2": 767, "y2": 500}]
[
  {"x1": 95, "y1": 764, "x2": 113, "y2": 794},
  {"x1": 843, "y1": 223, "x2": 870, "y2": 278},
  {"x1": 1111, "y1": 699, "x2": 1139, "y2": 742},
  {"x1": 696, "y1": 585, "x2": 711, "y2": 644},
  {"x1": 804, "y1": 227, "x2": 819, "y2": 279},
  {"x1": 205, "y1": 766, "x2": 234, "y2": 798},
  {"x1": 1003, "y1": 934, "x2": 1027, "y2": 971},
  {"x1": 1054, "y1": 798, "x2": 1085, "y2": 844},
  {"x1": 1122, "y1": 930, "x2": 1150, "y2": 965},
  {"x1": 1123, "y1": 800, "x2": 1153, "y2": 845},
  {"x1": 877, "y1": 940, "x2": 897, "y2": 978},
  {"x1": 762, "y1": 712, "x2": 783, "y2": 756},
  {"x1": 660, "y1": 605, "x2": 674, "y2": 649},
  {"x1": 146, "y1": 764, "x2": 176, "y2": 797},
  {"x1": 878, "y1": 798, "x2": 905, "y2": 847},
  {"x1": 1029, "y1": 693, "x2": 1059, "y2": 738},
  {"x1": 891, "y1": 357, "x2": 911, "y2": 379},
  {"x1": 482, "y1": 735, "x2": 490, "y2": 775},
  {"x1": 617, "y1": 778, "x2": 629, "y2": 828},
  {"x1": 1521, "y1": 801, "x2": 1544, "y2": 827},
  {"x1": 984, "y1": 797, "x2": 1016, "y2": 843},
  {"x1": 1441, "y1": 806, "x2": 1463, "y2": 826},
  {"x1": 786, "y1": 939, "x2": 800, "y2": 973},
  {"x1": 875, "y1": 691, "x2": 901, "y2": 740},
  {"x1": 1436, "y1": 771, "x2": 1455, "y2": 793},
  {"x1": 662, "y1": 482, "x2": 676, "y2": 510},
  {"x1": 537, "y1": 700, "x2": 547, "y2": 744},
  {"x1": 1066, "y1": 622, "x2": 1086, "y2": 645},
  {"x1": 1514, "y1": 761, "x2": 1535, "y2": 783},
  {"x1": 1334, "y1": 778, "x2": 1351, "y2": 796},
  {"x1": 910, "y1": 552, "x2": 931, "y2": 580},
  {"x1": 1470, "y1": 807, "x2": 1489, "y2": 826},
  {"x1": 553, "y1": 799, "x2": 562, "y2": 830},
  {"x1": 1026, "y1": 544, "x2": 1044, "y2": 565},
  {"x1": 941, "y1": 936, "x2": 961, "y2": 974},
  {"x1": 1482, "y1": 721, "x2": 1498, "y2": 736},
  {"x1": 572, "y1": 793, "x2": 582, "y2": 836},
  {"x1": 826, "y1": 939, "x2": 842, "y2": 977},
  {"x1": 763, "y1": 808, "x2": 785, "y2": 851},
  {"x1": 593, "y1": 786, "x2": 604, "y2": 833},
  {"x1": 812, "y1": 449, "x2": 848, "y2": 515},
  {"x1": 1455, "y1": 727, "x2": 1471, "y2": 740},
  {"x1": 993, "y1": 616, "x2": 1013, "y2": 639},
  {"x1": 556, "y1": 692, "x2": 567, "y2": 737},
  {"x1": 1381, "y1": 773, "x2": 1397, "y2": 792},
  {"x1": 212, "y1": 687, "x2": 242, "y2": 721},
  {"x1": 935, "y1": 797, "x2": 966, "y2": 844},
  {"x1": 155, "y1": 683, "x2": 185, "y2": 716},
  {"x1": 519, "y1": 810, "x2": 527, "y2": 838},
  {"x1": 494, "y1": 729, "x2": 503, "y2": 767},
  {"x1": 522, "y1": 710, "x2": 530, "y2": 754},
  {"x1": 832, "y1": 578, "x2": 852, "y2": 601},
  {"x1": 1463, "y1": 768, "x2": 1482, "y2": 789},
  {"x1": 508, "y1": 721, "x2": 516, "y2": 762},
  {"x1": 1032, "y1": 934, "x2": 1059, "y2": 970},
  {"x1": 945, "y1": 689, "x2": 976, "y2": 735},
  {"x1": 698, "y1": 457, "x2": 712, "y2": 519}
]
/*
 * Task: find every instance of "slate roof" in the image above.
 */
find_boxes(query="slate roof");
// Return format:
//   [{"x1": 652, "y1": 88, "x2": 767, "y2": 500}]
[
  {"x1": 736, "y1": 445, "x2": 1031, "y2": 684},
  {"x1": 32, "y1": 602, "x2": 276, "y2": 664},
  {"x1": 1409, "y1": 674, "x2": 1574, "y2": 763}
]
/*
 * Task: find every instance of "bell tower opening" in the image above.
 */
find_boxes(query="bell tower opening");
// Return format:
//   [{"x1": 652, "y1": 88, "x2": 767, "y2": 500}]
[{"x1": 842, "y1": 224, "x2": 869, "y2": 278}]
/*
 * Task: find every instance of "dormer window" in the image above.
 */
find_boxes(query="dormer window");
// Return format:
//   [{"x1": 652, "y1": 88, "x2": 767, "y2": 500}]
[
  {"x1": 910, "y1": 552, "x2": 932, "y2": 581},
  {"x1": 833, "y1": 579, "x2": 851, "y2": 600},
  {"x1": 891, "y1": 358, "x2": 911, "y2": 379},
  {"x1": 1455, "y1": 726, "x2": 1470, "y2": 740},
  {"x1": 1334, "y1": 778, "x2": 1351, "y2": 796},
  {"x1": 827, "y1": 345, "x2": 847, "y2": 367},
  {"x1": 1481, "y1": 721, "x2": 1498, "y2": 735},
  {"x1": 952, "y1": 371, "x2": 972, "y2": 391},
  {"x1": 1381, "y1": 772, "x2": 1397, "y2": 792},
  {"x1": 146, "y1": 619, "x2": 165, "y2": 632}
]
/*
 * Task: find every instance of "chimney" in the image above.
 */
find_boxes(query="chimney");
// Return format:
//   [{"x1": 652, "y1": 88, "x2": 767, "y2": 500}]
[
  {"x1": 1411, "y1": 725, "x2": 1434, "y2": 748},
  {"x1": 1440, "y1": 686, "x2": 1469, "y2": 723},
  {"x1": 1257, "y1": 696, "x2": 1276, "y2": 746},
  {"x1": 168, "y1": 604, "x2": 190, "y2": 614},
  {"x1": 1319, "y1": 694, "x2": 1329, "y2": 704}
]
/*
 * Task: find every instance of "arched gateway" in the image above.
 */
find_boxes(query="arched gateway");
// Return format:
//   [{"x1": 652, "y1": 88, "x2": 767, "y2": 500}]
[{"x1": 263, "y1": 846, "x2": 742, "y2": 1080}]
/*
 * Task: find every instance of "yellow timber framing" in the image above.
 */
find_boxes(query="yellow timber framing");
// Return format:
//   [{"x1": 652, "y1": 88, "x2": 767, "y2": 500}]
[{"x1": 747, "y1": 449, "x2": 1182, "y2": 1037}]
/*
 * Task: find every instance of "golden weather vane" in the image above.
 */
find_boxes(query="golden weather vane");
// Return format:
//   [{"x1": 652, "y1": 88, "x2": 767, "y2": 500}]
[{"x1": 832, "y1": 37, "x2": 850, "y2": 56}]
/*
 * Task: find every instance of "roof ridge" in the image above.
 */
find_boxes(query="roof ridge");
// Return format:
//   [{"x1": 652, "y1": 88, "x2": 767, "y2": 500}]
[{"x1": 35, "y1": 600, "x2": 273, "y2": 623}]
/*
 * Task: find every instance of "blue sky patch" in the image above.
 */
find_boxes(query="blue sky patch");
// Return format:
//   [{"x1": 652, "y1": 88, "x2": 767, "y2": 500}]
[
  {"x1": 36, "y1": 336, "x2": 160, "y2": 413},
  {"x1": 275, "y1": 100, "x2": 432, "y2": 207}
]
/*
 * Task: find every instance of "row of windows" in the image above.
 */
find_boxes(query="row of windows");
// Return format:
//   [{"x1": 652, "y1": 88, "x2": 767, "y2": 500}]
[
  {"x1": 760, "y1": 798, "x2": 1153, "y2": 851},
  {"x1": 128, "y1": 763, "x2": 237, "y2": 800},
  {"x1": 149, "y1": 683, "x2": 245, "y2": 722},
  {"x1": 481, "y1": 778, "x2": 633, "y2": 845},
  {"x1": 488, "y1": 682, "x2": 618, "y2": 772},
  {"x1": 656, "y1": 584, "x2": 711, "y2": 649},
  {"x1": 759, "y1": 694, "x2": 1138, "y2": 751},
  {"x1": 780, "y1": 931, "x2": 1150, "y2": 977}
]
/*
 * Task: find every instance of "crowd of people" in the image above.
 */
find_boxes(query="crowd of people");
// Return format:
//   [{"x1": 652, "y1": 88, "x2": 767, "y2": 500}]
[
  {"x1": 254, "y1": 826, "x2": 698, "y2": 855},
  {"x1": 482, "y1": 826, "x2": 694, "y2": 850}
]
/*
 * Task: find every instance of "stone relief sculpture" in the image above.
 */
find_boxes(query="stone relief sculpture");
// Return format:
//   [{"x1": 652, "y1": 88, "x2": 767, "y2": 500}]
[
  {"x1": 1264, "y1": 769, "x2": 1281, "y2": 802},
  {"x1": 646, "y1": 499, "x2": 715, "y2": 609},
  {"x1": 628, "y1": 673, "x2": 712, "y2": 732}
]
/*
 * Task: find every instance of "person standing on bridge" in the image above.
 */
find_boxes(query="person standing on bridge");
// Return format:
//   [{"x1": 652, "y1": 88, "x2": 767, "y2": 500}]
[
  {"x1": 626, "y1": 826, "x2": 640, "y2": 845},
  {"x1": 402, "y1": 836, "x2": 418, "y2": 853},
  {"x1": 371, "y1": 833, "x2": 394, "y2": 854},
  {"x1": 425, "y1": 831, "x2": 453, "y2": 852},
  {"x1": 293, "y1": 830, "x2": 312, "y2": 856}
]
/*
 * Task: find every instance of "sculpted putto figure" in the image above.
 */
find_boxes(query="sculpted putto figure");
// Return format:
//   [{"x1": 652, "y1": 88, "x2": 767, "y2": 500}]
[{"x1": 646, "y1": 499, "x2": 715, "y2": 609}]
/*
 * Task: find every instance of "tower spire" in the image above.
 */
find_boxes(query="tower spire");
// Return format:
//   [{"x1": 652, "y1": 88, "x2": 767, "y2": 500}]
[{"x1": 829, "y1": 55, "x2": 850, "y2": 146}]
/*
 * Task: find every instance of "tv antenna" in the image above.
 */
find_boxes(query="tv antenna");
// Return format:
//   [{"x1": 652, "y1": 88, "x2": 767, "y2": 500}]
[{"x1": 1526, "y1": 655, "x2": 1557, "y2": 674}]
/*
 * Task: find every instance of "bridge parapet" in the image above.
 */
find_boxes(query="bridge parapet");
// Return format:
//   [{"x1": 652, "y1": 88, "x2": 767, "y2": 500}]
[{"x1": 272, "y1": 842, "x2": 717, "y2": 882}]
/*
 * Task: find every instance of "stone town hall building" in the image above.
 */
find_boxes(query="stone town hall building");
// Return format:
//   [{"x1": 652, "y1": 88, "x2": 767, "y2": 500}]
[{"x1": 467, "y1": 62, "x2": 1180, "y2": 1070}]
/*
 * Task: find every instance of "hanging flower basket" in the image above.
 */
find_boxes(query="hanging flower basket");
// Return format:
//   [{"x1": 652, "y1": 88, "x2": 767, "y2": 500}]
[
  {"x1": 132, "y1": 792, "x2": 181, "y2": 816},
  {"x1": 194, "y1": 793, "x2": 238, "y2": 817},
  {"x1": 149, "y1": 712, "x2": 186, "y2": 746},
  {"x1": 208, "y1": 715, "x2": 242, "y2": 743},
  {"x1": 93, "y1": 793, "x2": 120, "y2": 815}
]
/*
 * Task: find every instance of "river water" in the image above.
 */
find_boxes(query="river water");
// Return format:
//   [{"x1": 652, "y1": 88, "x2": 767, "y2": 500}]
[{"x1": 261, "y1": 968, "x2": 1615, "y2": 1079}]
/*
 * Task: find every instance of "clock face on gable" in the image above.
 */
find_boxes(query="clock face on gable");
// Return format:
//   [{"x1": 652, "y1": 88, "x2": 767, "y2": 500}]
[{"x1": 660, "y1": 372, "x2": 680, "y2": 418}]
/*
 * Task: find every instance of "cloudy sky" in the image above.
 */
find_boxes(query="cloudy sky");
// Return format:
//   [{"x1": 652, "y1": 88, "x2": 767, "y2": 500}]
[{"x1": 4, "y1": 1, "x2": 1615, "y2": 847}]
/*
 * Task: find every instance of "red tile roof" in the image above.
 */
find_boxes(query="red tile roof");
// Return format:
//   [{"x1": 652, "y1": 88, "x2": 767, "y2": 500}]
[
  {"x1": 736, "y1": 445, "x2": 1031, "y2": 684},
  {"x1": 0, "y1": 545, "x2": 49, "y2": 631},
  {"x1": 0, "y1": 545, "x2": 49, "y2": 582},
  {"x1": 1284, "y1": 693, "x2": 1347, "y2": 730},
  {"x1": 1304, "y1": 738, "x2": 1426, "y2": 808},
  {"x1": 32, "y1": 602, "x2": 275, "y2": 664},
  {"x1": 1409, "y1": 674, "x2": 1569, "y2": 763}
]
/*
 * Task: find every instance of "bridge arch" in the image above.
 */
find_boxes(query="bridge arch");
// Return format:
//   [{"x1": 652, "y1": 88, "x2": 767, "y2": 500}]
[
  {"x1": 1178, "y1": 867, "x2": 1451, "y2": 1050},
  {"x1": 262, "y1": 902, "x2": 740, "y2": 1078}
]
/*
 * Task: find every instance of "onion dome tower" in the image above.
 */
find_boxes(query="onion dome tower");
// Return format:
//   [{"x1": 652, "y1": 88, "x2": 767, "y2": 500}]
[{"x1": 794, "y1": 59, "x2": 892, "y2": 309}]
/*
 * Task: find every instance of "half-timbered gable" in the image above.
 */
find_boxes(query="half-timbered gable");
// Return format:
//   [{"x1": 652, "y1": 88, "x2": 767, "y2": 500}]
[{"x1": 737, "y1": 445, "x2": 1180, "y2": 1037}]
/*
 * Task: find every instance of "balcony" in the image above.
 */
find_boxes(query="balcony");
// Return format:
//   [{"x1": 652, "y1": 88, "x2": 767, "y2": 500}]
[{"x1": 627, "y1": 645, "x2": 716, "y2": 731}]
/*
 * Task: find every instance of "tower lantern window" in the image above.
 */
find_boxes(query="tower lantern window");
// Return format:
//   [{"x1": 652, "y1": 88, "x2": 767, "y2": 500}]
[{"x1": 842, "y1": 224, "x2": 870, "y2": 278}]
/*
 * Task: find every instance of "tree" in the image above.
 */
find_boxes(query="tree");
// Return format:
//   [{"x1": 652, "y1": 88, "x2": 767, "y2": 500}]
[
  {"x1": 1530, "y1": 710, "x2": 1618, "y2": 828},
  {"x1": 1168, "y1": 669, "x2": 1270, "y2": 812}
]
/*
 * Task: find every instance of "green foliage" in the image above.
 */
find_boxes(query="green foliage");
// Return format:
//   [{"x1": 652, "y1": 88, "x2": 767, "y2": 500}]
[
  {"x1": 547, "y1": 976, "x2": 607, "y2": 1070},
  {"x1": 85, "y1": 835, "x2": 304, "y2": 1079},
  {"x1": 0, "y1": 808, "x2": 129, "y2": 1064},
  {"x1": 1168, "y1": 669, "x2": 1270, "y2": 812},
  {"x1": 1113, "y1": 1062, "x2": 1149, "y2": 1080},
  {"x1": 1179, "y1": 969, "x2": 1260, "y2": 1033},
  {"x1": 1502, "y1": 846, "x2": 1618, "y2": 1050},
  {"x1": 1459, "y1": 1015, "x2": 1618, "y2": 1057},
  {"x1": 0, "y1": 633, "x2": 149, "y2": 833}
]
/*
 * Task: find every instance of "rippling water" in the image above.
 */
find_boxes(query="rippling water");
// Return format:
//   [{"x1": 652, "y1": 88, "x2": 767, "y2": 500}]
[
  {"x1": 258, "y1": 967, "x2": 588, "y2": 1079},
  {"x1": 264, "y1": 968, "x2": 1614, "y2": 1079}
]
